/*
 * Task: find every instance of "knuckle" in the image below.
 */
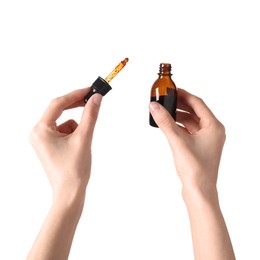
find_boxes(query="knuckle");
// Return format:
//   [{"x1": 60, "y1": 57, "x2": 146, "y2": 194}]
[
  {"x1": 212, "y1": 120, "x2": 226, "y2": 141},
  {"x1": 29, "y1": 123, "x2": 48, "y2": 145},
  {"x1": 218, "y1": 122, "x2": 226, "y2": 140},
  {"x1": 195, "y1": 96, "x2": 205, "y2": 105},
  {"x1": 50, "y1": 97, "x2": 63, "y2": 110}
]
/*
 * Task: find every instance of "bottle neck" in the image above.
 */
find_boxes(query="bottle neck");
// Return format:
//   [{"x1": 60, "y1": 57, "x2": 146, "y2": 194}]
[{"x1": 158, "y1": 63, "x2": 172, "y2": 76}]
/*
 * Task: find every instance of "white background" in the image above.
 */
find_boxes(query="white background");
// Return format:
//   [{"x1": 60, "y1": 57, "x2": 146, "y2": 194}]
[{"x1": 0, "y1": 0, "x2": 259, "y2": 259}]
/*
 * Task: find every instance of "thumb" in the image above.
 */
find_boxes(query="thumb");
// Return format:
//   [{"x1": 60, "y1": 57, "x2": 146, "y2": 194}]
[
  {"x1": 76, "y1": 94, "x2": 102, "y2": 141},
  {"x1": 149, "y1": 102, "x2": 180, "y2": 137}
]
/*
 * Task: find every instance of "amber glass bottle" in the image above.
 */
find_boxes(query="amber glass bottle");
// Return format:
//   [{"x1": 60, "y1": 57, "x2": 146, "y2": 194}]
[{"x1": 149, "y1": 63, "x2": 177, "y2": 127}]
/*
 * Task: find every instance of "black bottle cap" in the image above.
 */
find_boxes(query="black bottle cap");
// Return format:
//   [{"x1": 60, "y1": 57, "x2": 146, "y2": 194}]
[
  {"x1": 84, "y1": 76, "x2": 112, "y2": 103},
  {"x1": 92, "y1": 76, "x2": 112, "y2": 95}
]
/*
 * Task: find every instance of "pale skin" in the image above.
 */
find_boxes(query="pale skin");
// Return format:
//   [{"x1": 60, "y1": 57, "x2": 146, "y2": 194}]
[
  {"x1": 150, "y1": 88, "x2": 235, "y2": 260},
  {"x1": 27, "y1": 87, "x2": 235, "y2": 260},
  {"x1": 27, "y1": 87, "x2": 102, "y2": 260}
]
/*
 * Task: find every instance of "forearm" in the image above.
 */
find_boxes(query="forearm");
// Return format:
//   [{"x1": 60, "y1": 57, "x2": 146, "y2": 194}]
[
  {"x1": 27, "y1": 187, "x2": 86, "y2": 260},
  {"x1": 182, "y1": 185, "x2": 235, "y2": 260}
]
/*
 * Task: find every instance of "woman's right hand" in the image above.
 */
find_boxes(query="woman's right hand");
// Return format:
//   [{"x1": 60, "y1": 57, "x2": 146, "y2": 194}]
[
  {"x1": 150, "y1": 89, "x2": 236, "y2": 260},
  {"x1": 149, "y1": 88, "x2": 226, "y2": 195}
]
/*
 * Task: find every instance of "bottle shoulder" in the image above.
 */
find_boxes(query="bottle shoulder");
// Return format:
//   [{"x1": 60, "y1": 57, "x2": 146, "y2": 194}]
[
  {"x1": 151, "y1": 76, "x2": 177, "y2": 97},
  {"x1": 151, "y1": 77, "x2": 176, "y2": 89}
]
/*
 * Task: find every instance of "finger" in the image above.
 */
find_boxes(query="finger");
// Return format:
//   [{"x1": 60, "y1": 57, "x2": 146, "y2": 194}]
[
  {"x1": 177, "y1": 88, "x2": 216, "y2": 125},
  {"x1": 176, "y1": 110, "x2": 200, "y2": 134},
  {"x1": 176, "y1": 90, "x2": 200, "y2": 122},
  {"x1": 176, "y1": 123, "x2": 192, "y2": 134},
  {"x1": 149, "y1": 101, "x2": 181, "y2": 138},
  {"x1": 75, "y1": 94, "x2": 102, "y2": 142},
  {"x1": 41, "y1": 88, "x2": 91, "y2": 126},
  {"x1": 57, "y1": 119, "x2": 78, "y2": 134},
  {"x1": 177, "y1": 101, "x2": 200, "y2": 122},
  {"x1": 65, "y1": 88, "x2": 92, "y2": 109}
]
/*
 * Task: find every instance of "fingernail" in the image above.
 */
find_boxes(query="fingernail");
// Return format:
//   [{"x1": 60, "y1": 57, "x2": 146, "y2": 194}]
[
  {"x1": 149, "y1": 102, "x2": 160, "y2": 112},
  {"x1": 93, "y1": 94, "x2": 102, "y2": 106}
]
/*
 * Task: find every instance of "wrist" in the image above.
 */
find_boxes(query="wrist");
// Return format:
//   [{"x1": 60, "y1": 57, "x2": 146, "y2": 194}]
[
  {"x1": 182, "y1": 183, "x2": 219, "y2": 209},
  {"x1": 52, "y1": 183, "x2": 87, "y2": 216},
  {"x1": 179, "y1": 170, "x2": 219, "y2": 205}
]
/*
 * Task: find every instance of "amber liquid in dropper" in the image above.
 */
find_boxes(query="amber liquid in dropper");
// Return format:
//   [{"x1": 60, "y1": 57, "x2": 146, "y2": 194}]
[
  {"x1": 83, "y1": 58, "x2": 129, "y2": 103},
  {"x1": 105, "y1": 58, "x2": 129, "y2": 83}
]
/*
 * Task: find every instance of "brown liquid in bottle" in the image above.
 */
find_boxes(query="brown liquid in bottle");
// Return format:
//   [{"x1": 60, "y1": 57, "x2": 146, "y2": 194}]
[{"x1": 149, "y1": 63, "x2": 177, "y2": 127}]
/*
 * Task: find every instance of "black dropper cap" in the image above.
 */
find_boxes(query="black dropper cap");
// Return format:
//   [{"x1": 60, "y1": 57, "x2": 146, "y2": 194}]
[{"x1": 84, "y1": 76, "x2": 112, "y2": 103}]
